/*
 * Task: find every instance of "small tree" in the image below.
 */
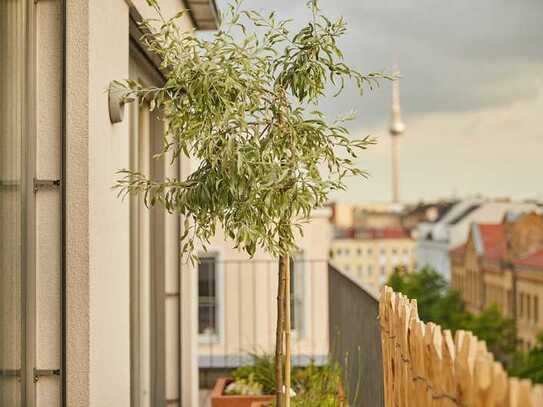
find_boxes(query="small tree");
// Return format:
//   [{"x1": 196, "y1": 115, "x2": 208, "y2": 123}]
[{"x1": 116, "y1": 1, "x2": 388, "y2": 405}]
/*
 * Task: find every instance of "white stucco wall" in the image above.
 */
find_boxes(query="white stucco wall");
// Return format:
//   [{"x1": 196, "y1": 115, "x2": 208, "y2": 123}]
[
  {"x1": 88, "y1": 1, "x2": 132, "y2": 405},
  {"x1": 35, "y1": 1, "x2": 63, "y2": 405},
  {"x1": 63, "y1": 0, "x2": 206, "y2": 405},
  {"x1": 67, "y1": 0, "x2": 132, "y2": 405},
  {"x1": 66, "y1": 0, "x2": 90, "y2": 405},
  {"x1": 196, "y1": 209, "x2": 332, "y2": 366}
]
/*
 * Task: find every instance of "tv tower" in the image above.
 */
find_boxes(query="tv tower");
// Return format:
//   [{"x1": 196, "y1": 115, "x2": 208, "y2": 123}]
[{"x1": 389, "y1": 75, "x2": 405, "y2": 203}]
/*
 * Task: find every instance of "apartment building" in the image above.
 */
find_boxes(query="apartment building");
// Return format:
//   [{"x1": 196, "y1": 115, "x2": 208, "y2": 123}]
[
  {"x1": 418, "y1": 199, "x2": 539, "y2": 280},
  {"x1": 451, "y1": 212, "x2": 543, "y2": 349},
  {"x1": 0, "y1": 1, "x2": 218, "y2": 406},
  {"x1": 330, "y1": 229, "x2": 416, "y2": 296},
  {"x1": 197, "y1": 209, "x2": 332, "y2": 374}
]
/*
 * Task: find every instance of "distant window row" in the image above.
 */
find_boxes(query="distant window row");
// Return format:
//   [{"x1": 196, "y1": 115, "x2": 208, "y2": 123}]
[
  {"x1": 343, "y1": 264, "x2": 404, "y2": 277},
  {"x1": 331, "y1": 247, "x2": 413, "y2": 258},
  {"x1": 519, "y1": 291, "x2": 539, "y2": 325}
]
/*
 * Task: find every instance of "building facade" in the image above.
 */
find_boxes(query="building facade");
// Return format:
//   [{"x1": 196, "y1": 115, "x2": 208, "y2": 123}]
[
  {"x1": 451, "y1": 213, "x2": 543, "y2": 349},
  {"x1": 0, "y1": 1, "x2": 218, "y2": 406},
  {"x1": 418, "y1": 199, "x2": 539, "y2": 280},
  {"x1": 196, "y1": 209, "x2": 332, "y2": 372},
  {"x1": 330, "y1": 230, "x2": 416, "y2": 296}
]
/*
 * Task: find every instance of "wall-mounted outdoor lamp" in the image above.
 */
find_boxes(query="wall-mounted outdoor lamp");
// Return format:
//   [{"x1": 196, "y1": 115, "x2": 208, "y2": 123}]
[{"x1": 108, "y1": 81, "x2": 133, "y2": 124}]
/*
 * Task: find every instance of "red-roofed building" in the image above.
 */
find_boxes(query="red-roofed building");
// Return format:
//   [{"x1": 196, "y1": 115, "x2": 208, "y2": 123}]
[
  {"x1": 450, "y1": 212, "x2": 543, "y2": 349},
  {"x1": 449, "y1": 243, "x2": 467, "y2": 259},
  {"x1": 514, "y1": 248, "x2": 543, "y2": 269},
  {"x1": 360, "y1": 227, "x2": 411, "y2": 240}
]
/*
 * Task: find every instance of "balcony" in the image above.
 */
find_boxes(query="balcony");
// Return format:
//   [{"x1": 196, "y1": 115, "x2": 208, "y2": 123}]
[
  {"x1": 198, "y1": 260, "x2": 384, "y2": 406},
  {"x1": 198, "y1": 260, "x2": 543, "y2": 406}
]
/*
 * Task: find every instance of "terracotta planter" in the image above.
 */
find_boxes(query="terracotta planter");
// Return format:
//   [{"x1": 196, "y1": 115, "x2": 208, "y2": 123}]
[
  {"x1": 211, "y1": 377, "x2": 274, "y2": 407},
  {"x1": 211, "y1": 377, "x2": 347, "y2": 407}
]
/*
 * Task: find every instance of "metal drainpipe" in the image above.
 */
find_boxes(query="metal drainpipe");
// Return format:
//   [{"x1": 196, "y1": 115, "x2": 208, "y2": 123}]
[{"x1": 61, "y1": 0, "x2": 67, "y2": 405}]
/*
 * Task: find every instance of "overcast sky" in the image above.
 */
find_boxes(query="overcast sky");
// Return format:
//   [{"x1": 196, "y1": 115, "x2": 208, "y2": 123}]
[{"x1": 214, "y1": 0, "x2": 543, "y2": 203}]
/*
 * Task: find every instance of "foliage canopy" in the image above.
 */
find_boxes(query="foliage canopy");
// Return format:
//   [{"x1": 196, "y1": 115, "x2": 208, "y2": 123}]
[{"x1": 115, "y1": 0, "x2": 390, "y2": 261}]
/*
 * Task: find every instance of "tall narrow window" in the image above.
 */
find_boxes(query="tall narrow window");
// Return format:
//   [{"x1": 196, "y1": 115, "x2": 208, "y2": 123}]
[
  {"x1": 129, "y1": 47, "x2": 169, "y2": 407},
  {"x1": 198, "y1": 256, "x2": 219, "y2": 339},
  {"x1": 535, "y1": 296, "x2": 539, "y2": 324},
  {"x1": 290, "y1": 257, "x2": 306, "y2": 335},
  {"x1": 0, "y1": 1, "x2": 27, "y2": 405}
]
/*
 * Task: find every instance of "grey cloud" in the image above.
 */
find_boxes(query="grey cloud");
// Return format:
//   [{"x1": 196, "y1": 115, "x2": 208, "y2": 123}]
[{"x1": 215, "y1": 0, "x2": 543, "y2": 128}]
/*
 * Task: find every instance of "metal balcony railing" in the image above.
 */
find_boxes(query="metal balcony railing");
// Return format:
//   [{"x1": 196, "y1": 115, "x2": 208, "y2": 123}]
[{"x1": 196, "y1": 258, "x2": 329, "y2": 370}]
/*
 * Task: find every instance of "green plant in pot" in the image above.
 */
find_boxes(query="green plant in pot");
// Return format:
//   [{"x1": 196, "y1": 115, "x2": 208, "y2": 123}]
[
  {"x1": 228, "y1": 354, "x2": 346, "y2": 406},
  {"x1": 115, "y1": 0, "x2": 389, "y2": 405}
]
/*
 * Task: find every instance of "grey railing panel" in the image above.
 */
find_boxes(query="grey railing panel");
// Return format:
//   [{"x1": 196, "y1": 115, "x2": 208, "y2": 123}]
[{"x1": 328, "y1": 264, "x2": 384, "y2": 407}]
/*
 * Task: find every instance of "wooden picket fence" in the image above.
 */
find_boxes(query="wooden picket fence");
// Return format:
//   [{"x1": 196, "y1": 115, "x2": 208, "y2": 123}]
[{"x1": 379, "y1": 286, "x2": 543, "y2": 407}]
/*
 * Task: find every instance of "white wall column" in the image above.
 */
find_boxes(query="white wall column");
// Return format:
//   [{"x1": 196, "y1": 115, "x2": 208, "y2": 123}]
[{"x1": 66, "y1": 0, "x2": 131, "y2": 405}]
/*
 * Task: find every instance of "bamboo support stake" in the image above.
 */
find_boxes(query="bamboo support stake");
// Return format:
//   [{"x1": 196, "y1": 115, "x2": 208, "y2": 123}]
[
  {"x1": 284, "y1": 255, "x2": 291, "y2": 407},
  {"x1": 275, "y1": 255, "x2": 287, "y2": 407}
]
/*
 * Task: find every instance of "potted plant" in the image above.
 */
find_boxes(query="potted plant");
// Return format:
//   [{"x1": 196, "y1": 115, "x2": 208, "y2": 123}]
[
  {"x1": 210, "y1": 354, "x2": 347, "y2": 407},
  {"x1": 115, "y1": 0, "x2": 388, "y2": 405}
]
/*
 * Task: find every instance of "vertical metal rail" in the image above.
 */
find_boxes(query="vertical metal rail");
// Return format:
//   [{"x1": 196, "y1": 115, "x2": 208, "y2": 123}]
[
  {"x1": 237, "y1": 262, "x2": 242, "y2": 367},
  {"x1": 310, "y1": 261, "x2": 315, "y2": 361},
  {"x1": 267, "y1": 262, "x2": 272, "y2": 352},
  {"x1": 223, "y1": 261, "x2": 228, "y2": 368},
  {"x1": 61, "y1": 0, "x2": 67, "y2": 404},
  {"x1": 252, "y1": 262, "x2": 256, "y2": 360}
]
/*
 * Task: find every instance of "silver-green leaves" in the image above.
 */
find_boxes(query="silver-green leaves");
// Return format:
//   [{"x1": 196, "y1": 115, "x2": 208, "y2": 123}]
[{"x1": 115, "y1": 0, "x2": 390, "y2": 262}]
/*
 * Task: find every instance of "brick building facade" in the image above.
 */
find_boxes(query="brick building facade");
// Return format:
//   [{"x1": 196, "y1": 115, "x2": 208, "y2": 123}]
[{"x1": 451, "y1": 212, "x2": 543, "y2": 349}]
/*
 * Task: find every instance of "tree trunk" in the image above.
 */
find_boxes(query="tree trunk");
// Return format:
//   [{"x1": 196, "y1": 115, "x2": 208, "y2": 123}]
[
  {"x1": 275, "y1": 254, "x2": 287, "y2": 407},
  {"x1": 284, "y1": 255, "x2": 292, "y2": 407}
]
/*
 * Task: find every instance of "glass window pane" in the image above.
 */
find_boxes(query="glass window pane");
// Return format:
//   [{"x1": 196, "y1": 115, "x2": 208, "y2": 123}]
[
  {"x1": 0, "y1": 0, "x2": 26, "y2": 405},
  {"x1": 198, "y1": 257, "x2": 217, "y2": 335},
  {"x1": 289, "y1": 258, "x2": 305, "y2": 333}
]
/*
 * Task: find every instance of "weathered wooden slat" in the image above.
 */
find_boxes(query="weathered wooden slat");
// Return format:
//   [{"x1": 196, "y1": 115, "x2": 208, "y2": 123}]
[{"x1": 380, "y1": 286, "x2": 542, "y2": 407}]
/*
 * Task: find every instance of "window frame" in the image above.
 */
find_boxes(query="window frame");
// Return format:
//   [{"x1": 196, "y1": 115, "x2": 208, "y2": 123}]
[
  {"x1": 197, "y1": 251, "x2": 224, "y2": 344},
  {"x1": 290, "y1": 254, "x2": 308, "y2": 338}
]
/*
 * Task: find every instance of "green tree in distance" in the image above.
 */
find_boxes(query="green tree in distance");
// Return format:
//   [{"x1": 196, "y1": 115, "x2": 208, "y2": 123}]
[
  {"x1": 115, "y1": 1, "x2": 390, "y2": 405},
  {"x1": 388, "y1": 267, "x2": 467, "y2": 332},
  {"x1": 388, "y1": 267, "x2": 517, "y2": 366},
  {"x1": 464, "y1": 304, "x2": 517, "y2": 363},
  {"x1": 511, "y1": 333, "x2": 543, "y2": 383}
]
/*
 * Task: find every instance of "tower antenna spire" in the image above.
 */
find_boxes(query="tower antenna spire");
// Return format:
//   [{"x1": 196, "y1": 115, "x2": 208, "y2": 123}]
[{"x1": 389, "y1": 67, "x2": 405, "y2": 203}]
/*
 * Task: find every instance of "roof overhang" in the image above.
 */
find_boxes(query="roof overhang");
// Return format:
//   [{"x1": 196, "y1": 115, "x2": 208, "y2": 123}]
[{"x1": 184, "y1": 0, "x2": 220, "y2": 30}]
